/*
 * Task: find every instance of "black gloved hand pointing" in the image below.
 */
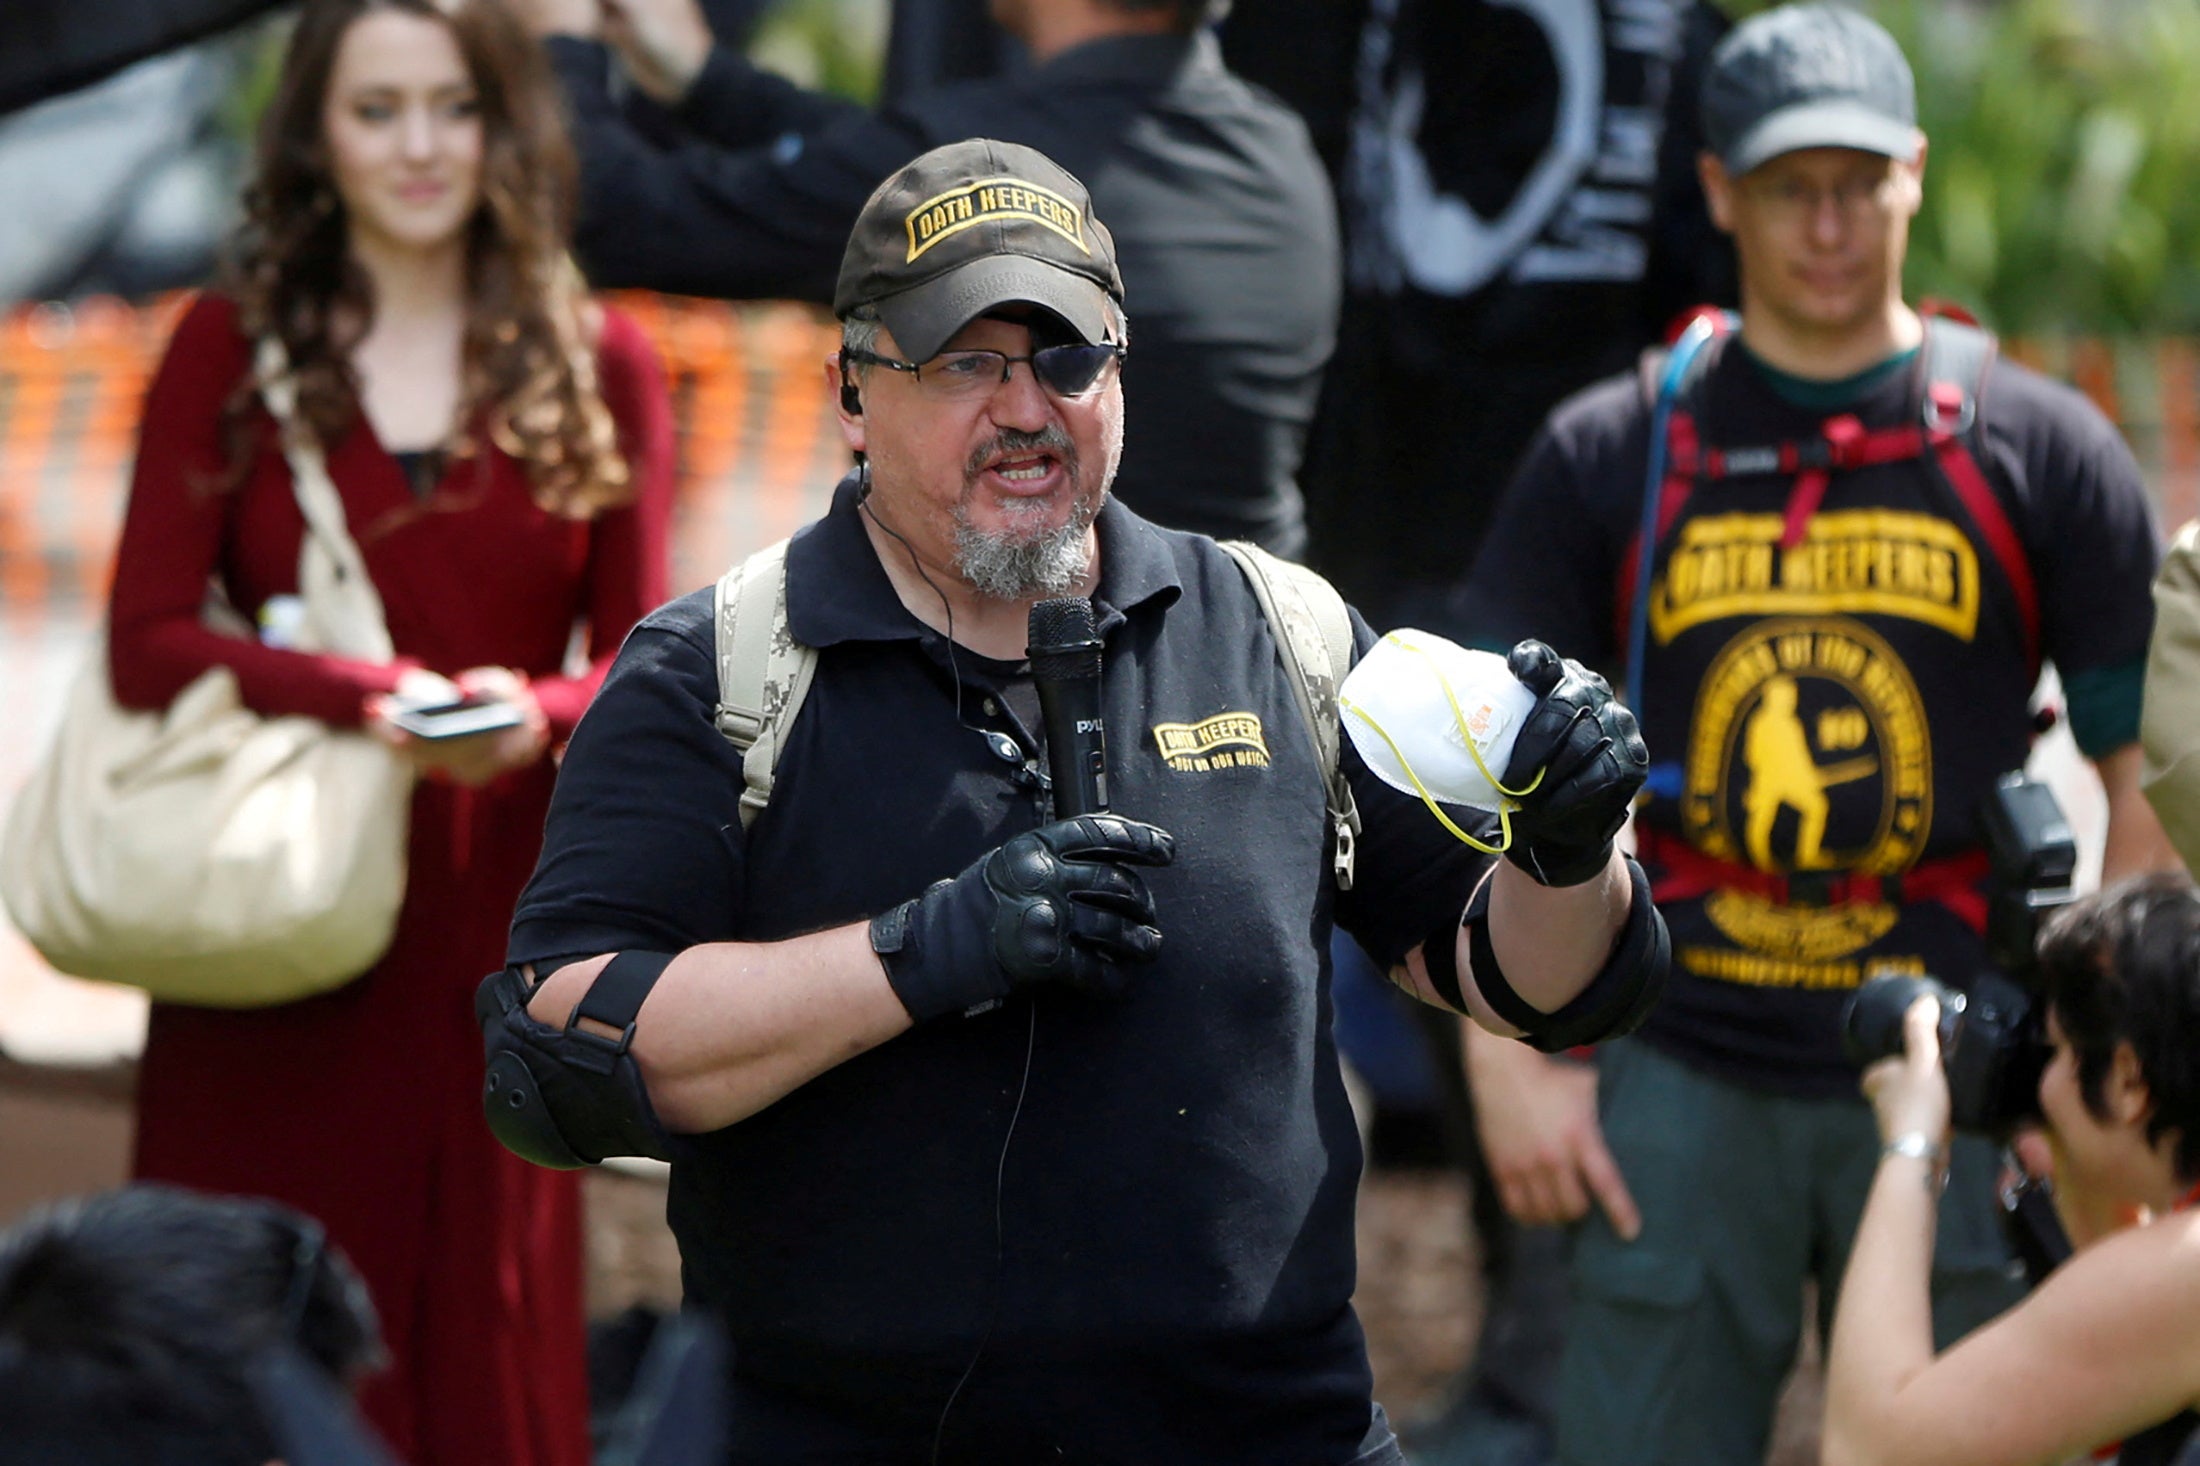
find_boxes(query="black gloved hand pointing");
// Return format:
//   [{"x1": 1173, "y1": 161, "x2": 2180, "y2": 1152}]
[
  {"x1": 870, "y1": 814, "x2": 1176, "y2": 1021},
  {"x1": 1498, "y1": 640, "x2": 1650, "y2": 887}
]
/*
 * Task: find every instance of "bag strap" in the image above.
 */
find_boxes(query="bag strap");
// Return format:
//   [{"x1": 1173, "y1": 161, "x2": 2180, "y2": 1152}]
[
  {"x1": 1219, "y1": 541, "x2": 1362, "y2": 890},
  {"x1": 712, "y1": 537, "x2": 816, "y2": 831},
  {"x1": 254, "y1": 337, "x2": 395, "y2": 663},
  {"x1": 709, "y1": 535, "x2": 1364, "y2": 885},
  {"x1": 1621, "y1": 309, "x2": 1733, "y2": 722},
  {"x1": 1916, "y1": 316, "x2": 2041, "y2": 672}
]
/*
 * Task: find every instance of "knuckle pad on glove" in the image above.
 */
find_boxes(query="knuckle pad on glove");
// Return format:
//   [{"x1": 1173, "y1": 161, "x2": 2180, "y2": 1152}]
[
  {"x1": 1507, "y1": 639, "x2": 1563, "y2": 692},
  {"x1": 994, "y1": 897, "x2": 1067, "y2": 980},
  {"x1": 994, "y1": 834, "x2": 1061, "y2": 893}
]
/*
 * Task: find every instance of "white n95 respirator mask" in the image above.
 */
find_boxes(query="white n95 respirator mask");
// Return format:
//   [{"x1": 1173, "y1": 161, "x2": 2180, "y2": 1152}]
[{"x1": 1337, "y1": 631, "x2": 1543, "y2": 853}]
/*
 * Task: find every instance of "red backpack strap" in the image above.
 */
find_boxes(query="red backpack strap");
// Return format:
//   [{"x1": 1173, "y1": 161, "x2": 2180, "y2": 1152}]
[{"x1": 1918, "y1": 317, "x2": 2041, "y2": 671}]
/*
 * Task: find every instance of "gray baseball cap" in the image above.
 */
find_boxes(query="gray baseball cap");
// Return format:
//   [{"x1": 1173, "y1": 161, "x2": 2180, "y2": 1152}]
[
  {"x1": 832, "y1": 138, "x2": 1124, "y2": 364},
  {"x1": 1702, "y1": 3, "x2": 1920, "y2": 176}
]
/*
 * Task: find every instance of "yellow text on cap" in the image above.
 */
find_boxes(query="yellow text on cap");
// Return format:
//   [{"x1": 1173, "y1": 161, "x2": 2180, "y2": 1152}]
[{"x1": 904, "y1": 176, "x2": 1090, "y2": 263}]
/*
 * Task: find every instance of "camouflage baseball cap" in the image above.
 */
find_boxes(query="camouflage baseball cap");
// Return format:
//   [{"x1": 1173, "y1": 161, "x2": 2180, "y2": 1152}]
[{"x1": 832, "y1": 138, "x2": 1124, "y2": 364}]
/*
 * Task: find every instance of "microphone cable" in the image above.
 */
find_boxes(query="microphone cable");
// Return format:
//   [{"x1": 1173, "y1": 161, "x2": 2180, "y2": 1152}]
[
  {"x1": 930, "y1": 999, "x2": 1035, "y2": 1465},
  {"x1": 858, "y1": 478, "x2": 1042, "y2": 1464}
]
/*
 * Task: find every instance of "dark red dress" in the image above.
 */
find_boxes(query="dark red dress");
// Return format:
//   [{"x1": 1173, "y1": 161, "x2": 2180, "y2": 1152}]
[{"x1": 113, "y1": 292, "x2": 673, "y2": 1466}]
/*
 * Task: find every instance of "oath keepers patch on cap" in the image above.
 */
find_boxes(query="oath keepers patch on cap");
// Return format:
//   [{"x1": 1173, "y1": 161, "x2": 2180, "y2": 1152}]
[
  {"x1": 905, "y1": 177, "x2": 1089, "y2": 262},
  {"x1": 834, "y1": 138, "x2": 1124, "y2": 365}
]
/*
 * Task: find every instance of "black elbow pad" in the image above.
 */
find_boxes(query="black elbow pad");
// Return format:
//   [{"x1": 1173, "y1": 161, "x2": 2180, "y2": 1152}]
[
  {"x1": 1468, "y1": 856, "x2": 1669, "y2": 1052},
  {"x1": 475, "y1": 954, "x2": 679, "y2": 1170}
]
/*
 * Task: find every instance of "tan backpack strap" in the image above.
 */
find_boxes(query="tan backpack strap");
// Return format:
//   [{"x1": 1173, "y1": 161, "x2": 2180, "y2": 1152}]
[
  {"x1": 255, "y1": 337, "x2": 395, "y2": 663},
  {"x1": 712, "y1": 537, "x2": 816, "y2": 830},
  {"x1": 1220, "y1": 541, "x2": 1362, "y2": 889}
]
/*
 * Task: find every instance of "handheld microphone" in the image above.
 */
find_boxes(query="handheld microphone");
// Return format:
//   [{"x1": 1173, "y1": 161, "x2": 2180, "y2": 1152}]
[{"x1": 1028, "y1": 598, "x2": 1109, "y2": 817}]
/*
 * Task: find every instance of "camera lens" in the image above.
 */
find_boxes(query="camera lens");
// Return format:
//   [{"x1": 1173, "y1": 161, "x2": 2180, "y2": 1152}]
[{"x1": 1841, "y1": 974, "x2": 1962, "y2": 1069}]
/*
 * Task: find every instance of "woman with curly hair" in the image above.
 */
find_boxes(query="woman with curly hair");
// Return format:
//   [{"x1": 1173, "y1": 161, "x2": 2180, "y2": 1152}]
[{"x1": 110, "y1": 2, "x2": 672, "y2": 1460}]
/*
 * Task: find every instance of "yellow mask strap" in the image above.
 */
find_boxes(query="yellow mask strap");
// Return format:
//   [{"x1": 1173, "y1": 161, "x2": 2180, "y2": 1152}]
[
  {"x1": 1388, "y1": 633, "x2": 1547, "y2": 801},
  {"x1": 1340, "y1": 694, "x2": 1511, "y2": 853}
]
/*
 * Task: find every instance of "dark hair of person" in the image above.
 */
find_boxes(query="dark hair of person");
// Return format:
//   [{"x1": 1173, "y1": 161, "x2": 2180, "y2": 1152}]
[
  {"x1": 0, "y1": 1185, "x2": 383, "y2": 1466},
  {"x1": 223, "y1": 0, "x2": 629, "y2": 516},
  {"x1": 2037, "y1": 872, "x2": 2200, "y2": 1183}
]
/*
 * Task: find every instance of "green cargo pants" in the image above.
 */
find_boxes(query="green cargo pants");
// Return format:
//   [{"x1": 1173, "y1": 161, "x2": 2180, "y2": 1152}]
[{"x1": 1554, "y1": 1037, "x2": 2025, "y2": 1466}]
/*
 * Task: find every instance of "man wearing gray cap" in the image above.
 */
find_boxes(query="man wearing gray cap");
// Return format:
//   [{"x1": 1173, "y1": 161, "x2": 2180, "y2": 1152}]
[
  {"x1": 482, "y1": 137, "x2": 1670, "y2": 1463},
  {"x1": 1454, "y1": 4, "x2": 2177, "y2": 1462}
]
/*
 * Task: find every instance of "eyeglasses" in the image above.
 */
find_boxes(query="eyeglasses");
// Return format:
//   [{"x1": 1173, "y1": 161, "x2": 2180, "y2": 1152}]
[
  {"x1": 842, "y1": 343, "x2": 1125, "y2": 401},
  {"x1": 1744, "y1": 169, "x2": 1907, "y2": 222}
]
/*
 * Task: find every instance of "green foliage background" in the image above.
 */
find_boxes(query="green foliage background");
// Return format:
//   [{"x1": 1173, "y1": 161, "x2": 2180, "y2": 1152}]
[
  {"x1": 745, "y1": 0, "x2": 887, "y2": 104},
  {"x1": 1719, "y1": 0, "x2": 2200, "y2": 334}
]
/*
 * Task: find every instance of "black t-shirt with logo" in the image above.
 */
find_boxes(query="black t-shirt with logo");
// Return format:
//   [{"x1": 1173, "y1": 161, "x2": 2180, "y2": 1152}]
[
  {"x1": 1458, "y1": 342, "x2": 2159, "y2": 1096},
  {"x1": 510, "y1": 477, "x2": 1484, "y2": 1461}
]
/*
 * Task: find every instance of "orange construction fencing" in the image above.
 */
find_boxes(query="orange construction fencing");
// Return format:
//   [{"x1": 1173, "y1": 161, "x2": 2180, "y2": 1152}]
[{"x1": 0, "y1": 290, "x2": 847, "y2": 624}]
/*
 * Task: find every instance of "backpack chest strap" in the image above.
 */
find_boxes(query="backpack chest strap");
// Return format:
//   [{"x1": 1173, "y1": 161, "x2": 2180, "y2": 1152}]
[{"x1": 1647, "y1": 324, "x2": 2037, "y2": 671}]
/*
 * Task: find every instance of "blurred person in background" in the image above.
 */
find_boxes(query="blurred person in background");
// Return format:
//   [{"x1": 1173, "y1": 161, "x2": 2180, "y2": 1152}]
[
  {"x1": 107, "y1": 1, "x2": 674, "y2": 1462},
  {"x1": 1824, "y1": 874, "x2": 2200, "y2": 1466},
  {"x1": 0, "y1": 1183, "x2": 384, "y2": 1466},
  {"x1": 1453, "y1": 4, "x2": 2178, "y2": 1461},
  {"x1": 517, "y1": 0, "x2": 1335, "y2": 556},
  {"x1": 1217, "y1": 4, "x2": 1738, "y2": 1459},
  {"x1": 1236, "y1": 0, "x2": 1737, "y2": 635},
  {"x1": 2143, "y1": 519, "x2": 2200, "y2": 880}
]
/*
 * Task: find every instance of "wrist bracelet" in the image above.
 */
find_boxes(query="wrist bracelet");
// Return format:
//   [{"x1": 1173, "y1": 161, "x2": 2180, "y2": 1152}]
[
  {"x1": 1882, "y1": 1131, "x2": 1950, "y2": 1191},
  {"x1": 1882, "y1": 1132, "x2": 1945, "y2": 1164}
]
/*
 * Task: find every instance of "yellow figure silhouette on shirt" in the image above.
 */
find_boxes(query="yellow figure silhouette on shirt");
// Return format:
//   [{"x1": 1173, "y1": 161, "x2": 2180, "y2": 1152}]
[{"x1": 1740, "y1": 676, "x2": 1878, "y2": 870}]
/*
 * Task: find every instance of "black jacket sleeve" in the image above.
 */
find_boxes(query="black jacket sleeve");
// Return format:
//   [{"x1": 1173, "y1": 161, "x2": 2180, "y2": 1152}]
[
  {"x1": 1452, "y1": 379, "x2": 1645, "y2": 675},
  {"x1": 544, "y1": 36, "x2": 926, "y2": 300}
]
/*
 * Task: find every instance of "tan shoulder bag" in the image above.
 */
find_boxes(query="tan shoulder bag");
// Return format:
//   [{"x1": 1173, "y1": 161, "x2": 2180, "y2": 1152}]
[{"x1": 0, "y1": 340, "x2": 414, "y2": 1006}]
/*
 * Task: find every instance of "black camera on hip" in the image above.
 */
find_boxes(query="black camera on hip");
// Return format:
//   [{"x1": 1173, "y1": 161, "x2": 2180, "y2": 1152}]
[{"x1": 1839, "y1": 773, "x2": 2075, "y2": 1136}]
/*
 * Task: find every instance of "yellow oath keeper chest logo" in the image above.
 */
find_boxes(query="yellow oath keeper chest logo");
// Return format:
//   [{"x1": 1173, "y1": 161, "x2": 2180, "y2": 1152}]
[
  {"x1": 1651, "y1": 509, "x2": 1980, "y2": 644},
  {"x1": 1681, "y1": 618, "x2": 1935, "y2": 978},
  {"x1": 1154, "y1": 713, "x2": 1270, "y2": 773},
  {"x1": 1686, "y1": 617, "x2": 1932, "y2": 877},
  {"x1": 904, "y1": 177, "x2": 1089, "y2": 261}
]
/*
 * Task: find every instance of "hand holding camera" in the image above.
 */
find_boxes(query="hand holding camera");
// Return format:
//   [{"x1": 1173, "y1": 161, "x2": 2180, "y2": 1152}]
[
  {"x1": 1840, "y1": 774, "x2": 2076, "y2": 1139},
  {"x1": 1858, "y1": 990, "x2": 1953, "y2": 1155}
]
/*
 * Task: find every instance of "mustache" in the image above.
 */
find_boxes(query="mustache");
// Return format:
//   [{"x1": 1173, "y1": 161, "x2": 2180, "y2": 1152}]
[{"x1": 966, "y1": 424, "x2": 1077, "y2": 479}]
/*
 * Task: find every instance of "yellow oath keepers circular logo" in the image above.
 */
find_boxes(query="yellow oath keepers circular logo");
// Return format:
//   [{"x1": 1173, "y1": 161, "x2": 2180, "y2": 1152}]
[{"x1": 1682, "y1": 617, "x2": 1932, "y2": 878}]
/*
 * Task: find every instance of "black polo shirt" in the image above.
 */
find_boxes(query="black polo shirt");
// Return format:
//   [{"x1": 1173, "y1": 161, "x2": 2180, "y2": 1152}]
[
  {"x1": 546, "y1": 30, "x2": 1338, "y2": 556},
  {"x1": 510, "y1": 475, "x2": 1481, "y2": 1463},
  {"x1": 1456, "y1": 344, "x2": 2158, "y2": 1098}
]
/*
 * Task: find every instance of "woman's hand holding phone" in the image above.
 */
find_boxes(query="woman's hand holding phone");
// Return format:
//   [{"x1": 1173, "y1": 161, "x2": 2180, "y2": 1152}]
[{"x1": 367, "y1": 666, "x2": 550, "y2": 785}]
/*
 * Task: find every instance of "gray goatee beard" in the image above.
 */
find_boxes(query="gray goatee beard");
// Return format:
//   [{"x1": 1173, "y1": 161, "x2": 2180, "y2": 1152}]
[{"x1": 954, "y1": 425, "x2": 1097, "y2": 600}]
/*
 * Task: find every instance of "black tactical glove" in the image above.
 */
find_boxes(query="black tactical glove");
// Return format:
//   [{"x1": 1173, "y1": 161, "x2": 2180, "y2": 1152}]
[
  {"x1": 869, "y1": 814, "x2": 1176, "y2": 1021},
  {"x1": 1498, "y1": 640, "x2": 1650, "y2": 887}
]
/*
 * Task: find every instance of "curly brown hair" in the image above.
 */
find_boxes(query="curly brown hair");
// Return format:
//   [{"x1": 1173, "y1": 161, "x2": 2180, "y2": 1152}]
[{"x1": 223, "y1": 0, "x2": 629, "y2": 517}]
